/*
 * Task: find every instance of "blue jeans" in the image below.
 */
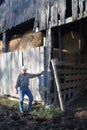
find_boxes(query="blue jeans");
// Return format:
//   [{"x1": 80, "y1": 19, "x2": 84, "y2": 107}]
[{"x1": 19, "y1": 86, "x2": 33, "y2": 112}]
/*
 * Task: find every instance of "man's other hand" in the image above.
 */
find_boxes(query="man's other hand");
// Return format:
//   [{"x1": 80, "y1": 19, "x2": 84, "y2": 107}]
[{"x1": 16, "y1": 89, "x2": 18, "y2": 94}]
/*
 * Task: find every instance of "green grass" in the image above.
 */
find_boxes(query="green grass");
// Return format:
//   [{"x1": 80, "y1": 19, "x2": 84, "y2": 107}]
[
  {"x1": 0, "y1": 96, "x2": 19, "y2": 108},
  {"x1": 32, "y1": 106, "x2": 61, "y2": 117},
  {"x1": 0, "y1": 95, "x2": 61, "y2": 117}
]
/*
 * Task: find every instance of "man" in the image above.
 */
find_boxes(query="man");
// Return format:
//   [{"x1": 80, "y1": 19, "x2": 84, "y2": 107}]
[{"x1": 15, "y1": 65, "x2": 43, "y2": 113}]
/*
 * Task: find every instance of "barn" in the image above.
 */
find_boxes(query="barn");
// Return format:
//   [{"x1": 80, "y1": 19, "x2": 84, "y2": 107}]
[{"x1": 0, "y1": 0, "x2": 87, "y2": 111}]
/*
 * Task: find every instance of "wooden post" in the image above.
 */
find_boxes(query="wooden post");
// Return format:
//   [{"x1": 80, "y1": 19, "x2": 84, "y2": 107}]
[
  {"x1": 51, "y1": 59, "x2": 65, "y2": 112},
  {"x1": 44, "y1": 22, "x2": 52, "y2": 104},
  {"x1": 2, "y1": 31, "x2": 8, "y2": 52},
  {"x1": 43, "y1": 37, "x2": 48, "y2": 103}
]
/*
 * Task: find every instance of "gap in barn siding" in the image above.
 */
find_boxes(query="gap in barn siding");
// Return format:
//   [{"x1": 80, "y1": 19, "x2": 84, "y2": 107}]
[{"x1": 65, "y1": 0, "x2": 72, "y2": 18}]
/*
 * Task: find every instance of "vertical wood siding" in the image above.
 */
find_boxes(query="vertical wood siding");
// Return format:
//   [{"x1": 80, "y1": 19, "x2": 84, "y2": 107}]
[
  {"x1": 72, "y1": 0, "x2": 78, "y2": 20},
  {"x1": 0, "y1": 0, "x2": 87, "y2": 32},
  {"x1": 0, "y1": 0, "x2": 35, "y2": 32},
  {"x1": 0, "y1": 47, "x2": 44, "y2": 101}
]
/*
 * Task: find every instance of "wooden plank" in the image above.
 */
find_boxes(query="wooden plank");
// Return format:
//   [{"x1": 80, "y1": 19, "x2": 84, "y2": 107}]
[
  {"x1": 9, "y1": 0, "x2": 18, "y2": 28},
  {"x1": 51, "y1": 59, "x2": 65, "y2": 112},
  {"x1": 6, "y1": 52, "x2": 11, "y2": 94},
  {"x1": 65, "y1": 75, "x2": 83, "y2": 81},
  {"x1": 35, "y1": 47, "x2": 40, "y2": 73},
  {"x1": 37, "y1": 0, "x2": 47, "y2": 30},
  {"x1": 61, "y1": 81, "x2": 80, "y2": 89},
  {"x1": 85, "y1": 0, "x2": 87, "y2": 11},
  {"x1": 57, "y1": 68, "x2": 87, "y2": 75},
  {"x1": 57, "y1": 70, "x2": 76, "y2": 74},
  {"x1": 39, "y1": 47, "x2": 45, "y2": 100},
  {"x1": 2, "y1": 31, "x2": 8, "y2": 52},
  {"x1": 72, "y1": 0, "x2": 78, "y2": 20},
  {"x1": 1, "y1": 53, "x2": 6, "y2": 94},
  {"x1": 51, "y1": 0, "x2": 58, "y2": 27},
  {"x1": 79, "y1": 0, "x2": 84, "y2": 17},
  {"x1": 1, "y1": 0, "x2": 9, "y2": 31},
  {"x1": 58, "y1": 0, "x2": 66, "y2": 24}
]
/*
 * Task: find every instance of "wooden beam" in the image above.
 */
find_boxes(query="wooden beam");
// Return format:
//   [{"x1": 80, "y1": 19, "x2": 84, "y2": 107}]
[
  {"x1": 58, "y1": 0, "x2": 66, "y2": 24},
  {"x1": 72, "y1": 0, "x2": 78, "y2": 20},
  {"x1": 51, "y1": 59, "x2": 65, "y2": 112},
  {"x1": 44, "y1": 23, "x2": 52, "y2": 104},
  {"x1": 2, "y1": 31, "x2": 8, "y2": 52}
]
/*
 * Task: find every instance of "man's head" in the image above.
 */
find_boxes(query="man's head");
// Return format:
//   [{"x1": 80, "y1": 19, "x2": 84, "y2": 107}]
[{"x1": 20, "y1": 66, "x2": 27, "y2": 74}]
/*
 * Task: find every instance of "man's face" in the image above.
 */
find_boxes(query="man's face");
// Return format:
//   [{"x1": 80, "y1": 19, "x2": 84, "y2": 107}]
[{"x1": 21, "y1": 69, "x2": 26, "y2": 74}]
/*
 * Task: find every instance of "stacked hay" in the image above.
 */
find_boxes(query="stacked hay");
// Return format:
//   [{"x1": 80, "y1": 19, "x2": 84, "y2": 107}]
[
  {"x1": 0, "y1": 40, "x2": 3, "y2": 53},
  {"x1": 9, "y1": 31, "x2": 43, "y2": 51}
]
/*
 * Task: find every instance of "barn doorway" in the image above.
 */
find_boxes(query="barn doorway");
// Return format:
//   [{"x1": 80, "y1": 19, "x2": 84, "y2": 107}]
[{"x1": 52, "y1": 19, "x2": 87, "y2": 64}]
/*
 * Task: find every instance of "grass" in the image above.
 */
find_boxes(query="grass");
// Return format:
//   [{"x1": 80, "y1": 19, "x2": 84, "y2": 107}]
[
  {"x1": 0, "y1": 95, "x2": 61, "y2": 117},
  {"x1": 0, "y1": 95, "x2": 19, "y2": 108},
  {"x1": 32, "y1": 105, "x2": 61, "y2": 117}
]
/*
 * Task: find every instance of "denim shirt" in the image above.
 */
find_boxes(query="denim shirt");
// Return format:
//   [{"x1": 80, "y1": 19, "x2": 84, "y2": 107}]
[{"x1": 15, "y1": 73, "x2": 37, "y2": 89}]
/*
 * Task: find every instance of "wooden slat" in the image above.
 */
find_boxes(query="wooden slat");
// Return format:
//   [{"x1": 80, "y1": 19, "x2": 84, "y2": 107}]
[
  {"x1": 57, "y1": 70, "x2": 76, "y2": 74},
  {"x1": 65, "y1": 75, "x2": 83, "y2": 81},
  {"x1": 58, "y1": 0, "x2": 66, "y2": 24},
  {"x1": 51, "y1": 59, "x2": 65, "y2": 112},
  {"x1": 61, "y1": 81, "x2": 80, "y2": 89},
  {"x1": 51, "y1": 0, "x2": 58, "y2": 27},
  {"x1": 79, "y1": 0, "x2": 84, "y2": 17},
  {"x1": 72, "y1": 0, "x2": 78, "y2": 20}
]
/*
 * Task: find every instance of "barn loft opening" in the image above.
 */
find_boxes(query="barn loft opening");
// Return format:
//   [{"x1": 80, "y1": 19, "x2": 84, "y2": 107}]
[
  {"x1": 7, "y1": 18, "x2": 35, "y2": 40},
  {"x1": 0, "y1": 18, "x2": 46, "y2": 52},
  {"x1": 52, "y1": 17, "x2": 87, "y2": 64}
]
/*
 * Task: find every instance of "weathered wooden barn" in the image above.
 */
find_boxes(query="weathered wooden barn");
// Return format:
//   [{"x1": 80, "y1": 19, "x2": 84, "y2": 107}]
[{"x1": 0, "y1": 0, "x2": 87, "y2": 110}]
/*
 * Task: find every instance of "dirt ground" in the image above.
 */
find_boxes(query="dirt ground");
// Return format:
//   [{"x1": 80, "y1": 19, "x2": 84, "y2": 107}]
[{"x1": 0, "y1": 95, "x2": 87, "y2": 130}]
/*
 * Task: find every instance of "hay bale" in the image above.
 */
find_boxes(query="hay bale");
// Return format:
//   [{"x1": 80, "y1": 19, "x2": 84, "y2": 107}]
[
  {"x1": 9, "y1": 37, "x2": 21, "y2": 51},
  {"x1": 0, "y1": 40, "x2": 3, "y2": 53},
  {"x1": 9, "y1": 31, "x2": 43, "y2": 51}
]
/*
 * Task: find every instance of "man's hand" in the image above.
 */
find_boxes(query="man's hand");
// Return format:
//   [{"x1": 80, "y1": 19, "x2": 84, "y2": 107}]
[
  {"x1": 41, "y1": 71, "x2": 44, "y2": 74},
  {"x1": 37, "y1": 71, "x2": 44, "y2": 76},
  {"x1": 16, "y1": 89, "x2": 18, "y2": 94}
]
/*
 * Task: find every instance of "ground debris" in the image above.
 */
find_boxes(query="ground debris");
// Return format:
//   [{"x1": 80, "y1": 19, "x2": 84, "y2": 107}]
[{"x1": 0, "y1": 95, "x2": 87, "y2": 130}]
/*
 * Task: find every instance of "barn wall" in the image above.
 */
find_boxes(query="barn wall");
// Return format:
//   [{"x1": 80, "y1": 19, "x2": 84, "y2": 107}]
[
  {"x1": 0, "y1": 47, "x2": 44, "y2": 101},
  {"x1": 0, "y1": 0, "x2": 87, "y2": 32},
  {"x1": 0, "y1": 0, "x2": 36, "y2": 32}
]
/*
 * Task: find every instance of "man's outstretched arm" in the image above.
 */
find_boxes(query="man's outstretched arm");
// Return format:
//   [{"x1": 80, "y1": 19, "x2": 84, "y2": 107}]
[{"x1": 29, "y1": 71, "x2": 44, "y2": 78}]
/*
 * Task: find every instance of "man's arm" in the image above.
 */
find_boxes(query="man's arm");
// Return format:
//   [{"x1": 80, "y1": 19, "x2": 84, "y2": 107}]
[
  {"x1": 29, "y1": 71, "x2": 43, "y2": 78},
  {"x1": 36, "y1": 71, "x2": 43, "y2": 76},
  {"x1": 15, "y1": 75, "x2": 20, "y2": 94}
]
